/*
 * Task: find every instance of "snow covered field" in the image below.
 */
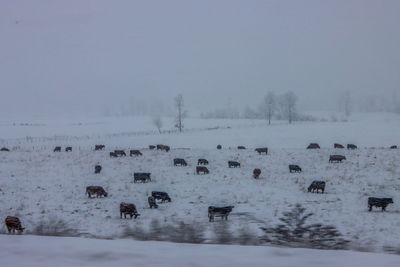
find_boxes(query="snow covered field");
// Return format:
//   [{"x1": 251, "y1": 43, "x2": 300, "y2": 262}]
[
  {"x1": 0, "y1": 112, "x2": 400, "y2": 261},
  {"x1": 1, "y1": 235, "x2": 400, "y2": 267}
]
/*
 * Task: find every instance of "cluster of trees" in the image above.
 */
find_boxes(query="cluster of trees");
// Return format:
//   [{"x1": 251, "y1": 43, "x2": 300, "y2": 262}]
[{"x1": 202, "y1": 91, "x2": 300, "y2": 124}]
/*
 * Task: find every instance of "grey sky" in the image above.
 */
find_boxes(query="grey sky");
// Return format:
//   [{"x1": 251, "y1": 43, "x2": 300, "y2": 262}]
[{"x1": 1, "y1": 0, "x2": 399, "y2": 117}]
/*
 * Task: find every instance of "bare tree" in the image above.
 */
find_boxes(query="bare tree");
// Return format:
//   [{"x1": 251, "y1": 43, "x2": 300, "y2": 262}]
[
  {"x1": 153, "y1": 115, "x2": 163, "y2": 134},
  {"x1": 259, "y1": 92, "x2": 276, "y2": 125},
  {"x1": 343, "y1": 90, "x2": 351, "y2": 118},
  {"x1": 174, "y1": 94, "x2": 187, "y2": 132},
  {"x1": 280, "y1": 91, "x2": 298, "y2": 124}
]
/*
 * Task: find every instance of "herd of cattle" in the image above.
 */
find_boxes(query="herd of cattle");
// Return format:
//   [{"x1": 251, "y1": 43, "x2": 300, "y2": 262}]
[{"x1": 1, "y1": 142, "x2": 398, "y2": 233}]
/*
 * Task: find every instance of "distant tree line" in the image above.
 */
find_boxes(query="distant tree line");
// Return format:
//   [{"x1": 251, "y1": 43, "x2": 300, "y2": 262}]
[{"x1": 201, "y1": 91, "x2": 305, "y2": 124}]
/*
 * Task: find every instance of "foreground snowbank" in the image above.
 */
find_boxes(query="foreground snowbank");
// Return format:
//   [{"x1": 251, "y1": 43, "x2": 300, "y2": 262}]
[{"x1": 1, "y1": 235, "x2": 399, "y2": 267}]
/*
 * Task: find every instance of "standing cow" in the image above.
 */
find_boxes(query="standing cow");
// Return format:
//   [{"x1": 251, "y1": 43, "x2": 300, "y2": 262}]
[
  {"x1": 368, "y1": 197, "x2": 393, "y2": 211},
  {"x1": 86, "y1": 186, "x2": 108, "y2": 198},
  {"x1": 196, "y1": 166, "x2": 209, "y2": 174},
  {"x1": 228, "y1": 161, "x2": 240, "y2": 168},
  {"x1": 120, "y1": 203, "x2": 140, "y2": 219},
  {"x1": 308, "y1": 181, "x2": 325, "y2": 193},
  {"x1": 5, "y1": 216, "x2": 24, "y2": 234},
  {"x1": 253, "y1": 168, "x2": 261, "y2": 179}
]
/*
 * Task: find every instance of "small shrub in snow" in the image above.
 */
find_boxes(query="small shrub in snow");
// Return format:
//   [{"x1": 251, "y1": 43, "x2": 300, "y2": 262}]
[
  {"x1": 261, "y1": 204, "x2": 349, "y2": 250},
  {"x1": 31, "y1": 218, "x2": 79, "y2": 237}
]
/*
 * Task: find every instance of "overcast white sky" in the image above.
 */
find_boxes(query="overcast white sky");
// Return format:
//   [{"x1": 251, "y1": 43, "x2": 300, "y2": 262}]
[{"x1": 1, "y1": 0, "x2": 399, "y2": 117}]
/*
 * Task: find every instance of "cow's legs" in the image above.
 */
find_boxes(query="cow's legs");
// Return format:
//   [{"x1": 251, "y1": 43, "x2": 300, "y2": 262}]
[{"x1": 368, "y1": 205, "x2": 372, "y2": 211}]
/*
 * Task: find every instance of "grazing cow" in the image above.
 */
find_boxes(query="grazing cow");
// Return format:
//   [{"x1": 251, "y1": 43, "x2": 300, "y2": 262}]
[
  {"x1": 329, "y1": 155, "x2": 346, "y2": 163},
  {"x1": 228, "y1": 161, "x2": 240, "y2": 168},
  {"x1": 196, "y1": 166, "x2": 209, "y2": 175},
  {"x1": 148, "y1": 196, "x2": 158, "y2": 209},
  {"x1": 156, "y1": 144, "x2": 170, "y2": 152},
  {"x1": 255, "y1": 148, "x2": 268, "y2": 155},
  {"x1": 208, "y1": 206, "x2": 234, "y2": 222},
  {"x1": 253, "y1": 168, "x2": 261, "y2": 179},
  {"x1": 0, "y1": 147, "x2": 10, "y2": 152},
  {"x1": 308, "y1": 181, "x2": 326, "y2": 193},
  {"x1": 54, "y1": 146, "x2": 61, "y2": 152},
  {"x1": 94, "y1": 165, "x2": 102, "y2": 174},
  {"x1": 133, "y1": 173, "x2": 151, "y2": 183},
  {"x1": 289, "y1": 164, "x2": 302, "y2": 173},
  {"x1": 130, "y1": 150, "x2": 142, "y2": 156},
  {"x1": 95, "y1": 145, "x2": 105, "y2": 151},
  {"x1": 347, "y1": 144, "x2": 357, "y2": 150},
  {"x1": 152, "y1": 191, "x2": 171, "y2": 202},
  {"x1": 198, "y1": 158, "x2": 209, "y2": 165},
  {"x1": 237, "y1": 146, "x2": 246, "y2": 150},
  {"x1": 334, "y1": 143, "x2": 344, "y2": 149},
  {"x1": 110, "y1": 152, "x2": 118, "y2": 158},
  {"x1": 65, "y1": 147, "x2": 72, "y2": 152},
  {"x1": 114, "y1": 150, "x2": 126, "y2": 156},
  {"x1": 307, "y1": 143, "x2": 320, "y2": 149},
  {"x1": 120, "y1": 203, "x2": 140, "y2": 219},
  {"x1": 390, "y1": 145, "x2": 397, "y2": 149},
  {"x1": 86, "y1": 186, "x2": 108, "y2": 198},
  {"x1": 368, "y1": 197, "x2": 393, "y2": 212},
  {"x1": 5, "y1": 216, "x2": 24, "y2": 234},
  {"x1": 174, "y1": 158, "x2": 187, "y2": 166},
  {"x1": 149, "y1": 145, "x2": 156, "y2": 150},
  {"x1": 217, "y1": 145, "x2": 222, "y2": 150}
]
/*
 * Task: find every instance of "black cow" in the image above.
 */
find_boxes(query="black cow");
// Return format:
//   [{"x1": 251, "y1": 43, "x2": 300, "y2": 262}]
[
  {"x1": 54, "y1": 146, "x2": 61, "y2": 152},
  {"x1": 94, "y1": 165, "x2": 102, "y2": 174},
  {"x1": 114, "y1": 150, "x2": 126, "y2": 156},
  {"x1": 208, "y1": 206, "x2": 234, "y2": 222},
  {"x1": 196, "y1": 166, "x2": 209, "y2": 174},
  {"x1": 217, "y1": 145, "x2": 222, "y2": 150},
  {"x1": 237, "y1": 146, "x2": 246, "y2": 150},
  {"x1": 120, "y1": 203, "x2": 140, "y2": 219},
  {"x1": 289, "y1": 165, "x2": 302, "y2": 173},
  {"x1": 5, "y1": 216, "x2": 24, "y2": 234},
  {"x1": 334, "y1": 143, "x2": 344, "y2": 149},
  {"x1": 148, "y1": 196, "x2": 158, "y2": 209},
  {"x1": 110, "y1": 152, "x2": 118, "y2": 157},
  {"x1": 198, "y1": 158, "x2": 209, "y2": 165},
  {"x1": 95, "y1": 145, "x2": 105, "y2": 151},
  {"x1": 255, "y1": 148, "x2": 268, "y2": 155},
  {"x1": 228, "y1": 161, "x2": 240, "y2": 168},
  {"x1": 307, "y1": 143, "x2": 320, "y2": 149},
  {"x1": 308, "y1": 181, "x2": 326, "y2": 193},
  {"x1": 157, "y1": 144, "x2": 170, "y2": 152},
  {"x1": 0, "y1": 147, "x2": 10, "y2": 152},
  {"x1": 86, "y1": 186, "x2": 108, "y2": 198},
  {"x1": 152, "y1": 191, "x2": 171, "y2": 202},
  {"x1": 347, "y1": 144, "x2": 357, "y2": 150},
  {"x1": 134, "y1": 173, "x2": 151, "y2": 183},
  {"x1": 329, "y1": 155, "x2": 346, "y2": 163},
  {"x1": 174, "y1": 158, "x2": 187, "y2": 166},
  {"x1": 253, "y1": 168, "x2": 261, "y2": 179},
  {"x1": 368, "y1": 197, "x2": 393, "y2": 211},
  {"x1": 65, "y1": 147, "x2": 72, "y2": 152},
  {"x1": 390, "y1": 145, "x2": 398, "y2": 149},
  {"x1": 149, "y1": 145, "x2": 156, "y2": 150},
  {"x1": 130, "y1": 150, "x2": 142, "y2": 156}
]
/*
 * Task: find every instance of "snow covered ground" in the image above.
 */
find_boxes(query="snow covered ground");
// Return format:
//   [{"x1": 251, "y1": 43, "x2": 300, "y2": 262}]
[
  {"x1": 1, "y1": 235, "x2": 400, "y2": 267},
  {"x1": 0, "y1": 112, "x2": 400, "y2": 262}
]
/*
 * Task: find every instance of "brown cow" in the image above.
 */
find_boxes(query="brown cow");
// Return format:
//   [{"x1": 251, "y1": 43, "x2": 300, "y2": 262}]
[
  {"x1": 253, "y1": 168, "x2": 261, "y2": 179},
  {"x1": 5, "y1": 216, "x2": 24, "y2": 234},
  {"x1": 86, "y1": 186, "x2": 108, "y2": 198},
  {"x1": 120, "y1": 203, "x2": 140, "y2": 219}
]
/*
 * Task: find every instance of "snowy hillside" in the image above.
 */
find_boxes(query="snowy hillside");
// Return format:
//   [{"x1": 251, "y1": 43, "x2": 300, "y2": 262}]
[
  {"x1": 1, "y1": 235, "x2": 400, "y2": 267},
  {"x1": 0, "y1": 112, "x2": 399, "y2": 254}
]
